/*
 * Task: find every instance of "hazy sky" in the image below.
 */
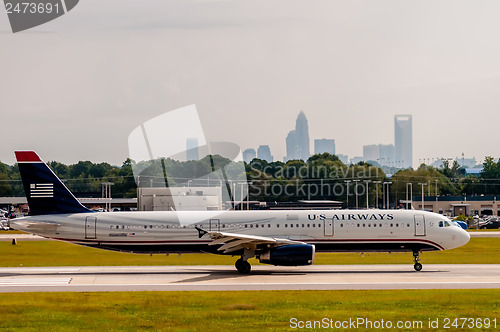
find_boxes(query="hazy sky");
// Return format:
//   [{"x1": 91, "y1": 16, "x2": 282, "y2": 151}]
[{"x1": 1, "y1": 0, "x2": 500, "y2": 167}]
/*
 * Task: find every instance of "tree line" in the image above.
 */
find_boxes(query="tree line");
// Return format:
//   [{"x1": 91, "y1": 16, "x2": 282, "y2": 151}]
[{"x1": 0, "y1": 154, "x2": 499, "y2": 206}]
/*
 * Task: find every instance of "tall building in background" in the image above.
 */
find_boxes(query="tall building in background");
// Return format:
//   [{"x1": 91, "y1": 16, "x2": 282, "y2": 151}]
[
  {"x1": 257, "y1": 145, "x2": 273, "y2": 162},
  {"x1": 186, "y1": 138, "x2": 199, "y2": 161},
  {"x1": 379, "y1": 144, "x2": 395, "y2": 167},
  {"x1": 285, "y1": 111, "x2": 310, "y2": 161},
  {"x1": 314, "y1": 139, "x2": 336, "y2": 155},
  {"x1": 337, "y1": 154, "x2": 349, "y2": 164},
  {"x1": 394, "y1": 114, "x2": 413, "y2": 168},
  {"x1": 242, "y1": 148, "x2": 256, "y2": 163},
  {"x1": 363, "y1": 144, "x2": 379, "y2": 163}
]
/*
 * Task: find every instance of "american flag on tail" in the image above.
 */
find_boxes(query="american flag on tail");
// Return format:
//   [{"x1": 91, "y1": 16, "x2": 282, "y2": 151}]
[{"x1": 30, "y1": 183, "x2": 54, "y2": 198}]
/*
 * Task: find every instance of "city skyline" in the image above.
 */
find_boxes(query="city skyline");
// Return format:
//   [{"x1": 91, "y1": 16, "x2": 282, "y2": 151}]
[{"x1": 1, "y1": 1, "x2": 500, "y2": 167}]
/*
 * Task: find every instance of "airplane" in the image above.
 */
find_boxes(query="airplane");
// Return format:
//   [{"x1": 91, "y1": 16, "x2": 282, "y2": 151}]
[{"x1": 11, "y1": 151, "x2": 470, "y2": 273}]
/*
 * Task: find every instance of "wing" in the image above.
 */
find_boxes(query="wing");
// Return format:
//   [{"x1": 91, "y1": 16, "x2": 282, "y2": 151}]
[{"x1": 195, "y1": 227, "x2": 305, "y2": 253}]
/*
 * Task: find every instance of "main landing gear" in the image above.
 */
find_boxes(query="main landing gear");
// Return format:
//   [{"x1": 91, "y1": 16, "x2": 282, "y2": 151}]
[
  {"x1": 235, "y1": 258, "x2": 251, "y2": 274},
  {"x1": 413, "y1": 251, "x2": 423, "y2": 272},
  {"x1": 235, "y1": 249, "x2": 254, "y2": 274}
]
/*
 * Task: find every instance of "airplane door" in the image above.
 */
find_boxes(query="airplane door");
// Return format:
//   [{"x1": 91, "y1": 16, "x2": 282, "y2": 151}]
[
  {"x1": 85, "y1": 216, "x2": 97, "y2": 239},
  {"x1": 324, "y1": 218, "x2": 334, "y2": 237},
  {"x1": 414, "y1": 214, "x2": 426, "y2": 236},
  {"x1": 209, "y1": 219, "x2": 220, "y2": 232}
]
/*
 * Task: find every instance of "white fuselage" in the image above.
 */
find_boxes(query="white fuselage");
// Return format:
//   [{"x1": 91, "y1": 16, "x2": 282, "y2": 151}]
[{"x1": 12, "y1": 209, "x2": 470, "y2": 255}]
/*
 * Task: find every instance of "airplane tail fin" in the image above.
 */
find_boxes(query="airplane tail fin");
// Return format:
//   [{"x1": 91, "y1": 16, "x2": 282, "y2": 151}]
[{"x1": 15, "y1": 151, "x2": 93, "y2": 215}]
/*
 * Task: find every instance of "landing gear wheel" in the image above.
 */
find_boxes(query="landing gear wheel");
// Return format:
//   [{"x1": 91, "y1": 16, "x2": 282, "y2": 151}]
[
  {"x1": 235, "y1": 258, "x2": 251, "y2": 274},
  {"x1": 412, "y1": 251, "x2": 423, "y2": 272}
]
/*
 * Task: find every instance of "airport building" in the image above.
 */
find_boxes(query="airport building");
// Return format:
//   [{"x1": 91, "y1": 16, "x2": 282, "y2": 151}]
[
  {"x1": 412, "y1": 195, "x2": 499, "y2": 217},
  {"x1": 137, "y1": 187, "x2": 222, "y2": 211}
]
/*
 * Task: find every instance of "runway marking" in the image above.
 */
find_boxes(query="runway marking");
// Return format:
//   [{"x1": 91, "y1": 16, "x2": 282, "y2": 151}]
[{"x1": 0, "y1": 278, "x2": 72, "y2": 285}]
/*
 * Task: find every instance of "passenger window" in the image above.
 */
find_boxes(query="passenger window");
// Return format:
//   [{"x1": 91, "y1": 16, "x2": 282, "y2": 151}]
[
  {"x1": 285, "y1": 224, "x2": 288, "y2": 228},
  {"x1": 340, "y1": 224, "x2": 343, "y2": 227},
  {"x1": 396, "y1": 224, "x2": 399, "y2": 227},
  {"x1": 390, "y1": 224, "x2": 393, "y2": 227},
  {"x1": 291, "y1": 224, "x2": 294, "y2": 228}
]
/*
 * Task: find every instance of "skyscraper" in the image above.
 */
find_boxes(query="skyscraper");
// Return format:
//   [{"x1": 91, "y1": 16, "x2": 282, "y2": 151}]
[
  {"x1": 186, "y1": 138, "x2": 199, "y2": 161},
  {"x1": 314, "y1": 139, "x2": 336, "y2": 155},
  {"x1": 363, "y1": 144, "x2": 379, "y2": 163},
  {"x1": 257, "y1": 145, "x2": 273, "y2": 162},
  {"x1": 285, "y1": 111, "x2": 310, "y2": 161},
  {"x1": 379, "y1": 144, "x2": 395, "y2": 167},
  {"x1": 242, "y1": 148, "x2": 256, "y2": 163},
  {"x1": 394, "y1": 115, "x2": 413, "y2": 168}
]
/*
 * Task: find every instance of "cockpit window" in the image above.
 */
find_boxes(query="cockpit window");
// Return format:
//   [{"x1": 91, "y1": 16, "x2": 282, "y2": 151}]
[
  {"x1": 439, "y1": 221, "x2": 444, "y2": 227},
  {"x1": 438, "y1": 221, "x2": 452, "y2": 227}
]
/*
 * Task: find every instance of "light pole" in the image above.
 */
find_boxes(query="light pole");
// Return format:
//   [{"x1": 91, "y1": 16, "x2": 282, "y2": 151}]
[
  {"x1": 344, "y1": 180, "x2": 351, "y2": 209},
  {"x1": 406, "y1": 182, "x2": 413, "y2": 210},
  {"x1": 383, "y1": 182, "x2": 392, "y2": 209},
  {"x1": 101, "y1": 182, "x2": 114, "y2": 212},
  {"x1": 418, "y1": 183, "x2": 427, "y2": 211},
  {"x1": 353, "y1": 179, "x2": 360, "y2": 209},
  {"x1": 364, "y1": 180, "x2": 371, "y2": 209},
  {"x1": 373, "y1": 181, "x2": 382, "y2": 209}
]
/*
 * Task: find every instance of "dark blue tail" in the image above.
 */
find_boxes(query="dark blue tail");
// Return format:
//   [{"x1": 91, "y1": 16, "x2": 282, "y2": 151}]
[{"x1": 15, "y1": 151, "x2": 93, "y2": 215}]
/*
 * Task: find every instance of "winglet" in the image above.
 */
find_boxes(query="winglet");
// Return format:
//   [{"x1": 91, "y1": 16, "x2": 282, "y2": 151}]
[{"x1": 195, "y1": 226, "x2": 208, "y2": 238}]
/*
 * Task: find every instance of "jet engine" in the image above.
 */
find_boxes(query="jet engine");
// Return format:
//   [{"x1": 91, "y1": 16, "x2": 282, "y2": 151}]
[{"x1": 258, "y1": 244, "x2": 315, "y2": 266}]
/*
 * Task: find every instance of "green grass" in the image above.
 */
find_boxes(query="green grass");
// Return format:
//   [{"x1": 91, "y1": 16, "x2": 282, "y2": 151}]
[
  {"x1": 0, "y1": 230, "x2": 25, "y2": 234},
  {"x1": 0, "y1": 290, "x2": 498, "y2": 331},
  {"x1": 1, "y1": 237, "x2": 499, "y2": 267}
]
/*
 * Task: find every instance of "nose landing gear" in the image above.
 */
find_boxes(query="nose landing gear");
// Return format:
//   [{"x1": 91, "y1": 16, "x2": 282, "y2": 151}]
[{"x1": 413, "y1": 251, "x2": 422, "y2": 271}]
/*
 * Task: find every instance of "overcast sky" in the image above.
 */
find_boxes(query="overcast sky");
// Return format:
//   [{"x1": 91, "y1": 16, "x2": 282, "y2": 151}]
[{"x1": 1, "y1": 0, "x2": 499, "y2": 167}]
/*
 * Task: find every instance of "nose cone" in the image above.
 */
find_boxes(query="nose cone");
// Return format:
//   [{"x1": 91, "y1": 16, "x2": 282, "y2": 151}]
[{"x1": 450, "y1": 228, "x2": 470, "y2": 250}]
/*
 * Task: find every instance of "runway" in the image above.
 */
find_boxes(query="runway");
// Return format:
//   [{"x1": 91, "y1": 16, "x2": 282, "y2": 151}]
[{"x1": 1, "y1": 264, "x2": 500, "y2": 292}]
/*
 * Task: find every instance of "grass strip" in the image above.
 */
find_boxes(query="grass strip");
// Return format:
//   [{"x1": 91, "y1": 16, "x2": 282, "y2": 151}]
[{"x1": 0, "y1": 290, "x2": 499, "y2": 331}]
